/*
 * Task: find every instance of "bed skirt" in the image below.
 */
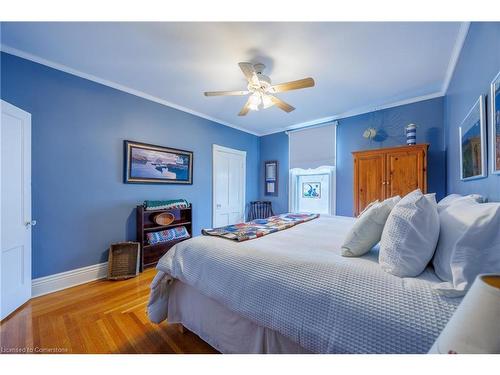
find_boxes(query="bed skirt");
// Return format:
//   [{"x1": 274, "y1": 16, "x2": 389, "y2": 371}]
[{"x1": 166, "y1": 280, "x2": 310, "y2": 354}]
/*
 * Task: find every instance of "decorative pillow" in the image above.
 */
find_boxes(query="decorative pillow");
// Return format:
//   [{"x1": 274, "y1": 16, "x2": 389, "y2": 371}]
[
  {"x1": 437, "y1": 193, "x2": 484, "y2": 211},
  {"x1": 379, "y1": 189, "x2": 439, "y2": 277},
  {"x1": 357, "y1": 199, "x2": 379, "y2": 218},
  {"x1": 342, "y1": 196, "x2": 400, "y2": 257},
  {"x1": 432, "y1": 199, "x2": 500, "y2": 296},
  {"x1": 147, "y1": 226, "x2": 190, "y2": 245}
]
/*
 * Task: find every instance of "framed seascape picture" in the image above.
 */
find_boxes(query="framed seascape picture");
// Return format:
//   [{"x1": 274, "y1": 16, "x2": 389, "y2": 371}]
[
  {"x1": 491, "y1": 71, "x2": 500, "y2": 174},
  {"x1": 459, "y1": 95, "x2": 487, "y2": 181},
  {"x1": 124, "y1": 140, "x2": 193, "y2": 184},
  {"x1": 302, "y1": 182, "x2": 321, "y2": 199}
]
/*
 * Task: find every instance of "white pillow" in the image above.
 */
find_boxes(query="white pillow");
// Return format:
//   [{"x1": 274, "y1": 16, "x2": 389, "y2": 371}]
[
  {"x1": 379, "y1": 189, "x2": 439, "y2": 277},
  {"x1": 432, "y1": 199, "x2": 500, "y2": 296},
  {"x1": 342, "y1": 196, "x2": 400, "y2": 257},
  {"x1": 437, "y1": 193, "x2": 484, "y2": 211}
]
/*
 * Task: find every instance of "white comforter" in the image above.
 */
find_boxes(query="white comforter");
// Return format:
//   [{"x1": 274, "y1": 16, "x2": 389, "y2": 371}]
[{"x1": 148, "y1": 215, "x2": 461, "y2": 353}]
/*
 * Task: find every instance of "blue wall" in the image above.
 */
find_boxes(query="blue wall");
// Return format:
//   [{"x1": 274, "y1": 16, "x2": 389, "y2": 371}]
[
  {"x1": 259, "y1": 132, "x2": 289, "y2": 214},
  {"x1": 1, "y1": 52, "x2": 260, "y2": 278},
  {"x1": 337, "y1": 97, "x2": 445, "y2": 216},
  {"x1": 444, "y1": 22, "x2": 500, "y2": 202},
  {"x1": 260, "y1": 97, "x2": 446, "y2": 217}
]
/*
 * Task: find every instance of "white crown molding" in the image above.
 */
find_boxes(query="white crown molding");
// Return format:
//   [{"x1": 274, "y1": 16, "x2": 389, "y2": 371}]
[
  {"x1": 441, "y1": 22, "x2": 470, "y2": 95},
  {"x1": 32, "y1": 262, "x2": 108, "y2": 297},
  {"x1": 1, "y1": 38, "x2": 457, "y2": 138},
  {"x1": 259, "y1": 91, "x2": 444, "y2": 136},
  {"x1": 0, "y1": 44, "x2": 260, "y2": 137}
]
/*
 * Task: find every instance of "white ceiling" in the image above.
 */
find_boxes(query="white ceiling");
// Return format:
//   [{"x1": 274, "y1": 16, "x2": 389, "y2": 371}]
[{"x1": 0, "y1": 22, "x2": 466, "y2": 135}]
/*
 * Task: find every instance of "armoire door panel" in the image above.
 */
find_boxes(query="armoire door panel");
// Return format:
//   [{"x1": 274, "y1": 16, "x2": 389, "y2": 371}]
[
  {"x1": 386, "y1": 150, "x2": 425, "y2": 198},
  {"x1": 354, "y1": 154, "x2": 385, "y2": 215}
]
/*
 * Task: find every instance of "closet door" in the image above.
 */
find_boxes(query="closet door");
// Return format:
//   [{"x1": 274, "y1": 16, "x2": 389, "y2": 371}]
[
  {"x1": 385, "y1": 148, "x2": 427, "y2": 198},
  {"x1": 353, "y1": 152, "x2": 386, "y2": 216}
]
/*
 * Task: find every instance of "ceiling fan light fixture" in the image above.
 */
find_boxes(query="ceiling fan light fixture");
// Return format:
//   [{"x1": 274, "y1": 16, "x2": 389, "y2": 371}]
[
  {"x1": 248, "y1": 93, "x2": 261, "y2": 111},
  {"x1": 261, "y1": 94, "x2": 274, "y2": 109}
]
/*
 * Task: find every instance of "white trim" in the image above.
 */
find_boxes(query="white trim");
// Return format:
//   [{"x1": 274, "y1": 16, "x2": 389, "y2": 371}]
[
  {"x1": 0, "y1": 44, "x2": 260, "y2": 137},
  {"x1": 1, "y1": 34, "x2": 461, "y2": 137},
  {"x1": 212, "y1": 144, "x2": 247, "y2": 227},
  {"x1": 31, "y1": 262, "x2": 108, "y2": 298},
  {"x1": 441, "y1": 22, "x2": 471, "y2": 95},
  {"x1": 261, "y1": 92, "x2": 444, "y2": 136}
]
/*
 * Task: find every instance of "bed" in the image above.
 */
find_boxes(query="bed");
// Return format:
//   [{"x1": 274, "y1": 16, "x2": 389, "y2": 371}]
[{"x1": 147, "y1": 215, "x2": 461, "y2": 354}]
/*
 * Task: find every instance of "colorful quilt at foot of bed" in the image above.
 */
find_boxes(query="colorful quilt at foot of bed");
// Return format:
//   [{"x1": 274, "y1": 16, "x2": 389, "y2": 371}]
[{"x1": 202, "y1": 213, "x2": 319, "y2": 242}]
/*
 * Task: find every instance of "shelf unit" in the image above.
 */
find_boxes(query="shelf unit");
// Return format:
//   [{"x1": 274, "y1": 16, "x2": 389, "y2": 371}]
[{"x1": 136, "y1": 204, "x2": 192, "y2": 271}]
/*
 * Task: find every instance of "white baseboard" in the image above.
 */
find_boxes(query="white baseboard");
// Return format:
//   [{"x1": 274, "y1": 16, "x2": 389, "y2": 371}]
[{"x1": 32, "y1": 262, "x2": 108, "y2": 298}]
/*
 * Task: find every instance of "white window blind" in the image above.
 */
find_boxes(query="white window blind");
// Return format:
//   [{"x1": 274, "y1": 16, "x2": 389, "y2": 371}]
[{"x1": 289, "y1": 122, "x2": 337, "y2": 169}]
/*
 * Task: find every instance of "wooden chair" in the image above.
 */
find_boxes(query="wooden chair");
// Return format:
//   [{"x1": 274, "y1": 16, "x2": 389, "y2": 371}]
[{"x1": 248, "y1": 201, "x2": 274, "y2": 221}]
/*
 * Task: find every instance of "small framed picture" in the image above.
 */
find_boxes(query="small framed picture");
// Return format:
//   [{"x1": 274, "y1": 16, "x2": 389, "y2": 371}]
[
  {"x1": 459, "y1": 95, "x2": 487, "y2": 181},
  {"x1": 490, "y1": 71, "x2": 500, "y2": 174},
  {"x1": 302, "y1": 182, "x2": 321, "y2": 199},
  {"x1": 264, "y1": 160, "x2": 278, "y2": 196},
  {"x1": 124, "y1": 140, "x2": 193, "y2": 184}
]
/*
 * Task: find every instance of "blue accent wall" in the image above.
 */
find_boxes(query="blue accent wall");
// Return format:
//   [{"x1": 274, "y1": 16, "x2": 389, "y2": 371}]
[
  {"x1": 336, "y1": 97, "x2": 446, "y2": 216},
  {"x1": 1, "y1": 52, "x2": 260, "y2": 278},
  {"x1": 259, "y1": 132, "x2": 289, "y2": 214},
  {"x1": 260, "y1": 97, "x2": 446, "y2": 217},
  {"x1": 444, "y1": 22, "x2": 500, "y2": 201}
]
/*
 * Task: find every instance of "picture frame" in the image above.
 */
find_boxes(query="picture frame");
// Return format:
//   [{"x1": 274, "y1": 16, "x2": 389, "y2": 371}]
[
  {"x1": 264, "y1": 160, "x2": 278, "y2": 196},
  {"x1": 124, "y1": 140, "x2": 193, "y2": 184},
  {"x1": 459, "y1": 95, "x2": 487, "y2": 181},
  {"x1": 490, "y1": 70, "x2": 500, "y2": 174},
  {"x1": 302, "y1": 182, "x2": 321, "y2": 199}
]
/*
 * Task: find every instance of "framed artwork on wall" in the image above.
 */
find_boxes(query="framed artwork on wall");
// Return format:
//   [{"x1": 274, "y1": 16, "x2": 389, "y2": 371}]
[
  {"x1": 264, "y1": 160, "x2": 278, "y2": 196},
  {"x1": 302, "y1": 182, "x2": 321, "y2": 199},
  {"x1": 490, "y1": 71, "x2": 500, "y2": 174},
  {"x1": 459, "y1": 95, "x2": 487, "y2": 181},
  {"x1": 124, "y1": 140, "x2": 193, "y2": 184}
]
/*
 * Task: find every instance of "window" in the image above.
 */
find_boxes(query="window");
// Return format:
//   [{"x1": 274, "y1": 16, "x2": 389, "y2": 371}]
[{"x1": 288, "y1": 123, "x2": 337, "y2": 215}]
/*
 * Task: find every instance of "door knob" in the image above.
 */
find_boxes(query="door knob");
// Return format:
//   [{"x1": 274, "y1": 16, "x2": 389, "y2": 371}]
[
  {"x1": 216, "y1": 204, "x2": 221, "y2": 208},
  {"x1": 25, "y1": 220, "x2": 37, "y2": 228}
]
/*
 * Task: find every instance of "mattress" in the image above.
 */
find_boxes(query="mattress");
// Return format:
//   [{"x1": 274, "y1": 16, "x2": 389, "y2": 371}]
[{"x1": 148, "y1": 215, "x2": 461, "y2": 353}]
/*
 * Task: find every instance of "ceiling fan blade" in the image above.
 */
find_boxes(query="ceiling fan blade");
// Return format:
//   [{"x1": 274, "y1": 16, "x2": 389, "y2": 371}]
[
  {"x1": 269, "y1": 78, "x2": 315, "y2": 93},
  {"x1": 238, "y1": 97, "x2": 252, "y2": 116},
  {"x1": 238, "y1": 62, "x2": 259, "y2": 85},
  {"x1": 270, "y1": 96, "x2": 295, "y2": 113},
  {"x1": 204, "y1": 90, "x2": 249, "y2": 97}
]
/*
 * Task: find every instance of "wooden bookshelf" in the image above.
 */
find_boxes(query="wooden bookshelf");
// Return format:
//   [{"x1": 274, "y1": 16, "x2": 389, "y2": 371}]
[{"x1": 136, "y1": 204, "x2": 192, "y2": 271}]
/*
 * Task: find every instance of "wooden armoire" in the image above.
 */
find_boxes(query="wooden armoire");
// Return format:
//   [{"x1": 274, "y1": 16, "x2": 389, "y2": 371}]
[{"x1": 352, "y1": 144, "x2": 428, "y2": 216}]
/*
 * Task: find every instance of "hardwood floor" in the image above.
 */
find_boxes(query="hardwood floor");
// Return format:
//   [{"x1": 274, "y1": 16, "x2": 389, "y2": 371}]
[{"x1": 0, "y1": 269, "x2": 218, "y2": 354}]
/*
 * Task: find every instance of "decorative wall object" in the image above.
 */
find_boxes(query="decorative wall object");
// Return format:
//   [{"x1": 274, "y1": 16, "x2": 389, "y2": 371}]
[
  {"x1": 490, "y1": 71, "x2": 500, "y2": 174},
  {"x1": 302, "y1": 182, "x2": 321, "y2": 199},
  {"x1": 406, "y1": 123, "x2": 417, "y2": 145},
  {"x1": 264, "y1": 160, "x2": 278, "y2": 196},
  {"x1": 363, "y1": 127, "x2": 377, "y2": 140},
  {"x1": 459, "y1": 96, "x2": 487, "y2": 181},
  {"x1": 124, "y1": 140, "x2": 193, "y2": 184}
]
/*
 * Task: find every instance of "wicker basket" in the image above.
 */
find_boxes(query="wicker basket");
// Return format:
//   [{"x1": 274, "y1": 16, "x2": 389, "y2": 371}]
[
  {"x1": 107, "y1": 242, "x2": 140, "y2": 280},
  {"x1": 154, "y1": 212, "x2": 175, "y2": 226}
]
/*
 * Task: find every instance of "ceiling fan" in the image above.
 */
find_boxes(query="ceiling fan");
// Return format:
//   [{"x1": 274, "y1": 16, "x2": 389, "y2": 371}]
[{"x1": 204, "y1": 62, "x2": 315, "y2": 116}]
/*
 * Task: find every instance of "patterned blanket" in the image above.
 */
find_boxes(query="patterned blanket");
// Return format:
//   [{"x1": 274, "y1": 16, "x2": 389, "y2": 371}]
[
  {"x1": 201, "y1": 213, "x2": 319, "y2": 242},
  {"x1": 144, "y1": 199, "x2": 189, "y2": 210}
]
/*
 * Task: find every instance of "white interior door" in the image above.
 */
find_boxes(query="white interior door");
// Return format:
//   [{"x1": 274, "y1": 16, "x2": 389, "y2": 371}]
[
  {"x1": 1, "y1": 100, "x2": 32, "y2": 320},
  {"x1": 212, "y1": 145, "x2": 246, "y2": 227}
]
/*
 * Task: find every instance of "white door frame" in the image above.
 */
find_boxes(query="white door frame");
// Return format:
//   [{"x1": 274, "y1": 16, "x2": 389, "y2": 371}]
[
  {"x1": 1, "y1": 100, "x2": 32, "y2": 320},
  {"x1": 212, "y1": 144, "x2": 246, "y2": 227}
]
